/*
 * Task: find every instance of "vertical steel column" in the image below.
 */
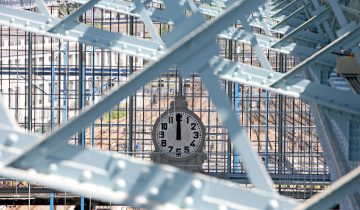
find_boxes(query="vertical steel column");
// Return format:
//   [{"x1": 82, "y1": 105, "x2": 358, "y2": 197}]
[
  {"x1": 178, "y1": 73, "x2": 183, "y2": 95},
  {"x1": 27, "y1": 32, "x2": 32, "y2": 131},
  {"x1": 62, "y1": 44, "x2": 68, "y2": 123},
  {"x1": 50, "y1": 193, "x2": 54, "y2": 210},
  {"x1": 26, "y1": 31, "x2": 32, "y2": 208},
  {"x1": 234, "y1": 45, "x2": 242, "y2": 173},
  {"x1": 91, "y1": 46, "x2": 95, "y2": 147},
  {"x1": 78, "y1": 15, "x2": 85, "y2": 210},
  {"x1": 227, "y1": 39, "x2": 233, "y2": 175},
  {"x1": 277, "y1": 52, "x2": 285, "y2": 192},
  {"x1": 265, "y1": 90, "x2": 269, "y2": 169},
  {"x1": 128, "y1": 15, "x2": 134, "y2": 156},
  {"x1": 78, "y1": 28, "x2": 85, "y2": 146},
  {"x1": 50, "y1": 39, "x2": 55, "y2": 210},
  {"x1": 265, "y1": 51, "x2": 270, "y2": 169}
]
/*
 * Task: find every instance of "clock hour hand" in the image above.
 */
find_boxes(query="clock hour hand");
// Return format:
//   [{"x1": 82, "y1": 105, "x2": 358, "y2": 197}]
[{"x1": 176, "y1": 113, "x2": 182, "y2": 140}]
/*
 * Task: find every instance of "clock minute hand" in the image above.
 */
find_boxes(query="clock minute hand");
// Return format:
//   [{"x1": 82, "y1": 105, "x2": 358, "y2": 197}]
[{"x1": 176, "y1": 113, "x2": 182, "y2": 140}]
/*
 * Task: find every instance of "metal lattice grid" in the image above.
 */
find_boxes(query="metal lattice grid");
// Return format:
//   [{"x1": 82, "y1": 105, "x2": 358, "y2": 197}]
[{"x1": 0, "y1": 3, "x2": 329, "y2": 205}]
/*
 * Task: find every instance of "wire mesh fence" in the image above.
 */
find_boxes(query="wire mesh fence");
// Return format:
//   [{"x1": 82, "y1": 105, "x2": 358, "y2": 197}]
[{"x1": 0, "y1": 3, "x2": 330, "y2": 205}]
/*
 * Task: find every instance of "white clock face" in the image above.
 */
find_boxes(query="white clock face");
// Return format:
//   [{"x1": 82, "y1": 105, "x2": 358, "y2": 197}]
[{"x1": 155, "y1": 111, "x2": 203, "y2": 158}]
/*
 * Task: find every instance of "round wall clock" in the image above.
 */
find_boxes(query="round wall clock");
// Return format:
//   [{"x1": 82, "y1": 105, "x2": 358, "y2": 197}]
[{"x1": 151, "y1": 95, "x2": 207, "y2": 172}]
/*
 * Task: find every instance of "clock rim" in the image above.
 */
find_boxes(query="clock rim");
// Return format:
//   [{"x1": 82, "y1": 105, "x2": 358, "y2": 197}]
[{"x1": 152, "y1": 107, "x2": 206, "y2": 162}]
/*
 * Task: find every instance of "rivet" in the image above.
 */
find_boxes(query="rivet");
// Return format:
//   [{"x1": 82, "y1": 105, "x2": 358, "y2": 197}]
[
  {"x1": 158, "y1": 45, "x2": 164, "y2": 51},
  {"x1": 108, "y1": 41, "x2": 113, "y2": 47},
  {"x1": 49, "y1": 163, "x2": 58, "y2": 172},
  {"x1": 82, "y1": 170, "x2": 92, "y2": 180},
  {"x1": 116, "y1": 178, "x2": 126, "y2": 189},
  {"x1": 268, "y1": 73, "x2": 274, "y2": 78},
  {"x1": 218, "y1": 204, "x2": 228, "y2": 210},
  {"x1": 268, "y1": 199, "x2": 279, "y2": 209},
  {"x1": 40, "y1": 25, "x2": 45, "y2": 30},
  {"x1": 24, "y1": 21, "x2": 30, "y2": 27},
  {"x1": 46, "y1": 18, "x2": 52, "y2": 24},
  {"x1": 149, "y1": 187, "x2": 159, "y2": 195},
  {"x1": 28, "y1": 168, "x2": 37, "y2": 175},
  {"x1": 9, "y1": 18, "x2": 15, "y2": 23},
  {"x1": 117, "y1": 160, "x2": 126, "y2": 170},
  {"x1": 64, "y1": 31, "x2": 69, "y2": 35},
  {"x1": 7, "y1": 133, "x2": 19, "y2": 145},
  {"x1": 135, "y1": 196, "x2": 148, "y2": 205},
  {"x1": 184, "y1": 196, "x2": 194, "y2": 206},
  {"x1": 192, "y1": 179, "x2": 202, "y2": 189}
]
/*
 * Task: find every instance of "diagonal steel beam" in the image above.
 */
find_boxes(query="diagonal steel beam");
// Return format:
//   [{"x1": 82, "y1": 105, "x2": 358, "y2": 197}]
[
  {"x1": 294, "y1": 155, "x2": 360, "y2": 210},
  {"x1": 270, "y1": 25, "x2": 360, "y2": 87},
  {"x1": 271, "y1": 7, "x2": 332, "y2": 43},
  {"x1": 7, "y1": 1, "x2": 277, "y2": 196},
  {"x1": 0, "y1": 126, "x2": 297, "y2": 210},
  {"x1": 271, "y1": 0, "x2": 302, "y2": 18},
  {"x1": 200, "y1": 67, "x2": 275, "y2": 194},
  {"x1": 48, "y1": 0, "x2": 102, "y2": 34},
  {"x1": 34, "y1": 0, "x2": 51, "y2": 17},
  {"x1": 213, "y1": 58, "x2": 360, "y2": 116},
  {"x1": 271, "y1": 3, "x2": 310, "y2": 29},
  {"x1": 0, "y1": 5, "x2": 162, "y2": 60}
]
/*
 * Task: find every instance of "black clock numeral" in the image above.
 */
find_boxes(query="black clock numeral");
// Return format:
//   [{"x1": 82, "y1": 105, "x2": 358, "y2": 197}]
[
  {"x1": 184, "y1": 146, "x2": 189, "y2": 153},
  {"x1": 186, "y1": 117, "x2": 189, "y2": 124},
  {"x1": 161, "y1": 123, "x2": 167, "y2": 130},
  {"x1": 168, "y1": 117, "x2": 174, "y2": 123},
  {"x1": 190, "y1": 140, "x2": 196, "y2": 147},
  {"x1": 168, "y1": 146, "x2": 173, "y2": 152},
  {"x1": 160, "y1": 131, "x2": 164, "y2": 138},
  {"x1": 193, "y1": 131, "x2": 199, "y2": 138},
  {"x1": 176, "y1": 113, "x2": 182, "y2": 122},
  {"x1": 191, "y1": 123, "x2": 196, "y2": 130},
  {"x1": 161, "y1": 140, "x2": 166, "y2": 146},
  {"x1": 176, "y1": 148, "x2": 181, "y2": 156}
]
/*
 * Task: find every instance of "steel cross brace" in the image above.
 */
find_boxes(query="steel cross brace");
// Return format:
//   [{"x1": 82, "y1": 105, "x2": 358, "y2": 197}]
[
  {"x1": 0, "y1": 1, "x2": 299, "y2": 209},
  {"x1": 271, "y1": 3, "x2": 311, "y2": 26},
  {"x1": 71, "y1": 0, "x2": 224, "y2": 20},
  {"x1": 270, "y1": 0, "x2": 303, "y2": 19},
  {"x1": 248, "y1": 1, "x2": 360, "y2": 208},
  {"x1": 0, "y1": 120, "x2": 297, "y2": 210},
  {"x1": 68, "y1": 0, "x2": 273, "y2": 49},
  {"x1": 0, "y1": 0, "x2": 358, "y2": 209},
  {"x1": 0, "y1": 5, "x2": 163, "y2": 61},
  {"x1": 212, "y1": 57, "x2": 360, "y2": 116},
  {"x1": 270, "y1": 24, "x2": 360, "y2": 87}
]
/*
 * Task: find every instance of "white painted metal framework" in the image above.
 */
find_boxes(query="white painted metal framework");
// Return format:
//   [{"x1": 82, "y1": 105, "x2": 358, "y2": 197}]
[{"x1": 0, "y1": 0, "x2": 359, "y2": 209}]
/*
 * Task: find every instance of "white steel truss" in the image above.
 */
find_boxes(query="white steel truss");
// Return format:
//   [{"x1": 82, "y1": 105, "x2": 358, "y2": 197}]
[{"x1": 0, "y1": 0, "x2": 359, "y2": 209}]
